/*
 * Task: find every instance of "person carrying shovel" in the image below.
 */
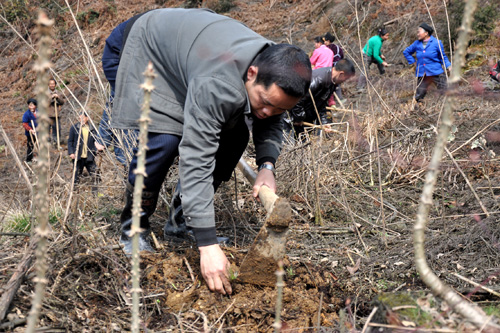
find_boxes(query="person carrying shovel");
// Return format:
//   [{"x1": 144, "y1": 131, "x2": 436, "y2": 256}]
[
  {"x1": 108, "y1": 8, "x2": 312, "y2": 295},
  {"x1": 48, "y1": 78, "x2": 64, "y2": 148}
]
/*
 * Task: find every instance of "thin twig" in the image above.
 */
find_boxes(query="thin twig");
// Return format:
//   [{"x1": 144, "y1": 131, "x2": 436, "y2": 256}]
[
  {"x1": 183, "y1": 257, "x2": 195, "y2": 283},
  {"x1": 444, "y1": 147, "x2": 489, "y2": 217},
  {"x1": 452, "y1": 273, "x2": 500, "y2": 298},
  {"x1": 361, "y1": 306, "x2": 378, "y2": 333}
]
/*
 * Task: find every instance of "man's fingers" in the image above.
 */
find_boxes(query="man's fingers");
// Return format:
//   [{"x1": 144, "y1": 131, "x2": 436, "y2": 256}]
[
  {"x1": 213, "y1": 276, "x2": 226, "y2": 295},
  {"x1": 252, "y1": 184, "x2": 260, "y2": 199},
  {"x1": 204, "y1": 275, "x2": 215, "y2": 292},
  {"x1": 221, "y1": 273, "x2": 232, "y2": 295}
]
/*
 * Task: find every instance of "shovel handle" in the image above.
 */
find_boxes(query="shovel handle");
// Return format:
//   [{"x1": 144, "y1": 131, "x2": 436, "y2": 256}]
[{"x1": 237, "y1": 158, "x2": 278, "y2": 213}]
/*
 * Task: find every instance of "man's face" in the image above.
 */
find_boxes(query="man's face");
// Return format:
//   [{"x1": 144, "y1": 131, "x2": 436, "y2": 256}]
[
  {"x1": 331, "y1": 69, "x2": 354, "y2": 85},
  {"x1": 245, "y1": 66, "x2": 300, "y2": 120},
  {"x1": 48, "y1": 80, "x2": 56, "y2": 91},
  {"x1": 28, "y1": 102, "x2": 36, "y2": 112},
  {"x1": 417, "y1": 27, "x2": 428, "y2": 41}
]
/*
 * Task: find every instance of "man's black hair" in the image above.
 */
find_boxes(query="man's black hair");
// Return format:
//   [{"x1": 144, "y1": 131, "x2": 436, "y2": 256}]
[
  {"x1": 49, "y1": 78, "x2": 57, "y2": 84},
  {"x1": 27, "y1": 98, "x2": 37, "y2": 106},
  {"x1": 334, "y1": 58, "x2": 355, "y2": 75},
  {"x1": 324, "y1": 32, "x2": 335, "y2": 43},
  {"x1": 314, "y1": 36, "x2": 323, "y2": 44},
  {"x1": 378, "y1": 27, "x2": 388, "y2": 36},
  {"x1": 251, "y1": 44, "x2": 312, "y2": 98}
]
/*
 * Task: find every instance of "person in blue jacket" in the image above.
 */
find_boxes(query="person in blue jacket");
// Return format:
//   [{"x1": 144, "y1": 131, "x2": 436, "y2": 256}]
[
  {"x1": 22, "y1": 98, "x2": 38, "y2": 163},
  {"x1": 403, "y1": 23, "x2": 451, "y2": 102}
]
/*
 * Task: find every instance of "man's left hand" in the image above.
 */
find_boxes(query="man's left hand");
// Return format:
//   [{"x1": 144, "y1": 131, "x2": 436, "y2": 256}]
[
  {"x1": 95, "y1": 142, "x2": 105, "y2": 151},
  {"x1": 253, "y1": 163, "x2": 276, "y2": 198}
]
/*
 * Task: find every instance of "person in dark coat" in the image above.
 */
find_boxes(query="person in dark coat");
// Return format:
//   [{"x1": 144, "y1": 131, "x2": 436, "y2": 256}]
[
  {"x1": 68, "y1": 112, "x2": 99, "y2": 184},
  {"x1": 22, "y1": 98, "x2": 38, "y2": 162},
  {"x1": 284, "y1": 59, "x2": 355, "y2": 140}
]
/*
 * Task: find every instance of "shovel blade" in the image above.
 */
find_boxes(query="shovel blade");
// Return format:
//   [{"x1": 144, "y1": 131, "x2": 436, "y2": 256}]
[{"x1": 238, "y1": 198, "x2": 291, "y2": 286}]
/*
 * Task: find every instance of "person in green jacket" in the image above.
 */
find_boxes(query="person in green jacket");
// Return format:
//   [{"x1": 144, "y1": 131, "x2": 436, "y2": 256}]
[{"x1": 357, "y1": 27, "x2": 390, "y2": 90}]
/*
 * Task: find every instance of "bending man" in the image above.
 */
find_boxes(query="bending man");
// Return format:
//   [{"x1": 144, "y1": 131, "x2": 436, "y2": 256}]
[
  {"x1": 110, "y1": 8, "x2": 312, "y2": 295},
  {"x1": 284, "y1": 59, "x2": 355, "y2": 140}
]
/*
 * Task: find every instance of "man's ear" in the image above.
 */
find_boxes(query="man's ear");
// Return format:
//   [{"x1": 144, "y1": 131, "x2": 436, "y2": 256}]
[{"x1": 246, "y1": 65, "x2": 258, "y2": 82}]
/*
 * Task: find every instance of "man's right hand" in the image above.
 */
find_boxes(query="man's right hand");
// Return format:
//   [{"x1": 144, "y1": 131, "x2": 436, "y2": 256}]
[
  {"x1": 70, "y1": 154, "x2": 75, "y2": 159},
  {"x1": 199, "y1": 244, "x2": 232, "y2": 295}
]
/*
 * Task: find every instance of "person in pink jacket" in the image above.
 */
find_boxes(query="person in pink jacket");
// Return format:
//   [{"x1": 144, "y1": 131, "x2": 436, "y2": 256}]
[{"x1": 310, "y1": 36, "x2": 333, "y2": 69}]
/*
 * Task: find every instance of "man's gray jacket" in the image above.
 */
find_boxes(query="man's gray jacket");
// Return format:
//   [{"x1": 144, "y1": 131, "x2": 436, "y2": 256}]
[{"x1": 111, "y1": 9, "x2": 284, "y2": 232}]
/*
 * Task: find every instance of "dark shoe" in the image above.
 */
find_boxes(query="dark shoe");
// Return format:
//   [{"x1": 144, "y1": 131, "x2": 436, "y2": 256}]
[
  {"x1": 120, "y1": 218, "x2": 155, "y2": 254},
  {"x1": 164, "y1": 181, "x2": 188, "y2": 239},
  {"x1": 120, "y1": 183, "x2": 159, "y2": 252}
]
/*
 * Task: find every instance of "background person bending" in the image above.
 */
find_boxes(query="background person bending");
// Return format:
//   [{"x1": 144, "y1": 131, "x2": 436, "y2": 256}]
[
  {"x1": 284, "y1": 59, "x2": 355, "y2": 141},
  {"x1": 357, "y1": 27, "x2": 390, "y2": 91}
]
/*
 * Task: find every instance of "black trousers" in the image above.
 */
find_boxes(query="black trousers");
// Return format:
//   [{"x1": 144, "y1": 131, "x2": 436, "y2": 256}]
[
  {"x1": 26, "y1": 135, "x2": 35, "y2": 162},
  {"x1": 357, "y1": 53, "x2": 386, "y2": 89},
  {"x1": 415, "y1": 73, "x2": 447, "y2": 102},
  {"x1": 49, "y1": 117, "x2": 61, "y2": 143},
  {"x1": 74, "y1": 158, "x2": 97, "y2": 183}
]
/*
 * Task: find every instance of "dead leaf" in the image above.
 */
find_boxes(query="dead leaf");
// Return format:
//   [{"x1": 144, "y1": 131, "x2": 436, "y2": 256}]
[
  {"x1": 346, "y1": 258, "x2": 361, "y2": 275},
  {"x1": 402, "y1": 320, "x2": 416, "y2": 327},
  {"x1": 291, "y1": 194, "x2": 306, "y2": 203}
]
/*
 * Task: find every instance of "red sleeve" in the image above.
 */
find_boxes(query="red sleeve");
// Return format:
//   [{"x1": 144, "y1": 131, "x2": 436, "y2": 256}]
[{"x1": 23, "y1": 123, "x2": 32, "y2": 131}]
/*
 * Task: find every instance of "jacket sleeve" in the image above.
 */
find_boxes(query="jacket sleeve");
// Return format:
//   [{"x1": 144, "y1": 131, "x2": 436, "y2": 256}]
[
  {"x1": 179, "y1": 76, "x2": 247, "y2": 246},
  {"x1": 403, "y1": 41, "x2": 417, "y2": 65},
  {"x1": 438, "y1": 40, "x2": 451, "y2": 69},
  {"x1": 22, "y1": 112, "x2": 32, "y2": 131},
  {"x1": 287, "y1": 71, "x2": 325, "y2": 124},
  {"x1": 23, "y1": 123, "x2": 31, "y2": 131},
  {"x1": 252, "y1": 113, "x2": 283, "y2": 166},
  {"x1": 68, "y1": 126, "x2": 76, "y2": 156}
]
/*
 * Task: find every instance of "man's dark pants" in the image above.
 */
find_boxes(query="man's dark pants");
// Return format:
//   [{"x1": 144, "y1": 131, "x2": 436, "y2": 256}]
[
  {"x1": 26, "y1": 135, "x2": 35, "y2": 162},
  {"x1": 126, "y1": 115, "x2": 250, "y2": 230},
  {"x1": 74, "y1": 158, "x2": 97, "y2": 184},
  {"x1": 415, "y1": 73, "x2": 447, "y2": 102},
  {"x1": 357, "y1": 53, "x2": 386, "y2": 89}
]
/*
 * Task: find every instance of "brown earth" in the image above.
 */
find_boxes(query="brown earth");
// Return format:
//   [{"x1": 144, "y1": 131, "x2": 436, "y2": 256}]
[{"x1": 1, "y1": 0, "x2": 500, "y2": 332}]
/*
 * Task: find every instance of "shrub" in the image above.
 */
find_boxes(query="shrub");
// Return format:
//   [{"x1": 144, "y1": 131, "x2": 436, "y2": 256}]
[
  {"x1": 76, "y1": 9, "x2": 100, "y2": 26},
  {"x1": 448, "y1": 0, "x2": 499, "y2": 46},
  {"x1": 5, "y1": 211, "x2": 31, "y2": 233},
  {"x1": 2, "y1": 0, "x2": 29, "y2": 23}
]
